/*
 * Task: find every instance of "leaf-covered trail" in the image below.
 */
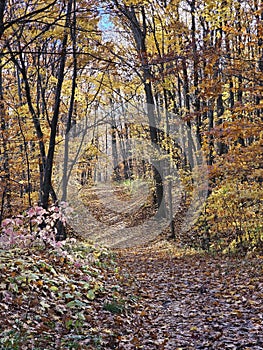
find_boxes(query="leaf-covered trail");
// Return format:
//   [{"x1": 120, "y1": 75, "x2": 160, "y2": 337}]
[
  {"x1": 76, "y1": 183, "x2": 172, "y2": 248},
  {"x1": 0, "y1": 239, "x2": 262, "y2": 349},
  {"x1": 70, "y1": 185, "x2": 263, "y2": 348},
  {"x1": 111, "y1": 243, "x2": 263, "y2": 349}
]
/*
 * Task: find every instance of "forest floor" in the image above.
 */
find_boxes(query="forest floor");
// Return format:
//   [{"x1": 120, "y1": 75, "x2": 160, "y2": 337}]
[
  {"x1": 111, "y1": 243, "x2": 263, "y2": 349},
  {"x1": 0, "y1": 183, "x2": 263, "y2": 349},
  {"x1": 72, "y1": 183, "x2": 263, "y2": 349},
  {"x1": 77, "y1": 181, "x2": 183, "y2": 248},
  {"x1": 0, "y1": 239, "x2": 262, "y2": 349}
]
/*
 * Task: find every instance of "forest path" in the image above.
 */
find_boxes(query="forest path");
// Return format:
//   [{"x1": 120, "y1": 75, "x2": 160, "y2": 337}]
[
  {"x1": 73, "y1": 181, "x2": 174, "y2": 248},
  {"x1": 68, "y1": 184, "x2": 263, "y2": 349},
  {"x1": 108, "y1": 242, "x2": 263, "y2": 349}
]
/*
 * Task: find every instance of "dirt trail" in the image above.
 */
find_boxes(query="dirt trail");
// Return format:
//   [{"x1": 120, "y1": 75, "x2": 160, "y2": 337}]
[
  {"x1": 73, "y1": 183, "x2": 172, "y2": 248},
  {"x1": 108, "y1": 243, "x2": 263, "y2": 349},
  {"x1": 69, "y1": 184, "x2": 262, "y2": 349}
]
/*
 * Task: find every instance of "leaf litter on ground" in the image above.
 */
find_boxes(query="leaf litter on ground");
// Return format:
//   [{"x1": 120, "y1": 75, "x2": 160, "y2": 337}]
[{"x1": 0, "y1": 239, "x2": 262, "y2": 349}]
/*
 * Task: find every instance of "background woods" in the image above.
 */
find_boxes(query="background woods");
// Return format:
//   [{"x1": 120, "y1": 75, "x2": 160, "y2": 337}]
[{"x1": 0, "y1": 0, "x2": 262, "y2": 252}]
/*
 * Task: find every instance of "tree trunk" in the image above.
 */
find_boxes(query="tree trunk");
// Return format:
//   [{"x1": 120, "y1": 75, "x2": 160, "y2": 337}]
[
  {"x1": 0, "y1": 0, "x2": 5, "y2": 39},
  {"x1": 0, "y1": 54, "x2": 11, "y2": 222},
  {"x1": 62, "y1": 0, "x2": 77, "y2": 202},
  {"x1": 115, "y1": 3, "x2": 166, "y2": 217},
  {"x1": 182, "y1": 58, "x2": 194, "y2": 169},
  {"x1": 42, "y1": 0, "x2": 73, "y2": 209},
  {"x1": 191, "y1": 0, "x2": 202, "y2": 147}
]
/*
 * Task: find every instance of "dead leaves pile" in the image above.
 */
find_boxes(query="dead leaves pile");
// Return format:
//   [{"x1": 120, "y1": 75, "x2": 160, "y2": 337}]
[
  {"x1": 112, "y1": 243, "x2": 263, "y2": 349},
  {"x1": 0, "y1": 241, "x2": 124, "y2": 349},
  {"x1": 0, "y1": 240, "x2": 262, "y2": 349}
]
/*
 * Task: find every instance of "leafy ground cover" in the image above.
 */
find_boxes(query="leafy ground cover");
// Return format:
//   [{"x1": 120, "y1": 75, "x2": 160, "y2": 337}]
[
  {"x1": 0, "y1": 239, "x2": 262, "y2": 349},
  {"x1": 114, "y1": 243, "x2": 263, "y2": 349},
  {"x1": 0, "y1": 240, "x2": 123, "y2": 349}
]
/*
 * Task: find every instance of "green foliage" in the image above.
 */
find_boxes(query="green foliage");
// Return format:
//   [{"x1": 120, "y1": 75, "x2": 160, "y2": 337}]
[
  {"x1": 0, "y1": 239, "x2": 120, "y2": 348},
  {"x1": 103, "y1": 299, "x2": 125, "y2": 314}
]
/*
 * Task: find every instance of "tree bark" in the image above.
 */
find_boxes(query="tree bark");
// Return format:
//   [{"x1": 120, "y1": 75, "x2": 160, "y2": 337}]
[
  {"x1": 113, "y1": 2, "x2": 166, "y2": 217},
  {"x1": 0, "y1": 0, "x2": 5, "y2": 39},
  {"x1": 62, "y1": 0, "x2": 77, "y2": 202},
  {"x1": 42, "y1": 0, "x2": 73, "y2": 209}
]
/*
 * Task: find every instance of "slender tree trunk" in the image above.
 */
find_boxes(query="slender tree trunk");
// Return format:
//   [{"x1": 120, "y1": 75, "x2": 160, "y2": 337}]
[
  {"x1": 0, "y1": 0, "x2": 5, "y2": 39},
  {"x1": 163, "y1": 88, "x2": 175, "y2": 238},
  {"x1": 0, "y1": 0, "x2": 10, "y2": 218},
  {"x1": 12, "y1": 49, "x2": 47, "y2": 197},
  {"x1": 42, "y1": 0, "x2": 73, "y2": 209},
  {"x1": 117, "y1": 4, "x2": 166, "y2": 217},
  {"x1": 145, "y1": 80, "x2": 166, "y2": 218},
  {"x1": 16, "y1": 67, "x2": 32, "y2": 207},
  {"x1": 111, "y1": 105, "x2": 120, "y2": 180},
  {"x1": 207, "y1": 104, "x2": 214, "y2": 166},
  {"x1": 182, "y1": 58, "x2": 194, "y2": 169},
  {"x1": 236, "y1": 0, "x2": 245, "y2": 147},
  {"x1": 62, "y1": 0, "x2": 77, "y2": 202},
  {"x1": 255, "y1": 0, "x2": 263, "y2": 120},
  {"x1": 216, "y1": 93, "x2": 227, "y2": 155},
  {"x1": 0, "y1": 53, "x2": 11, "y2": 221},
  {"x1": 214, "y1": 26, "x2": 227, "y2": 156},
  {"x1": 191, "y1": 0, "x2": 202, "y2": 147}
]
